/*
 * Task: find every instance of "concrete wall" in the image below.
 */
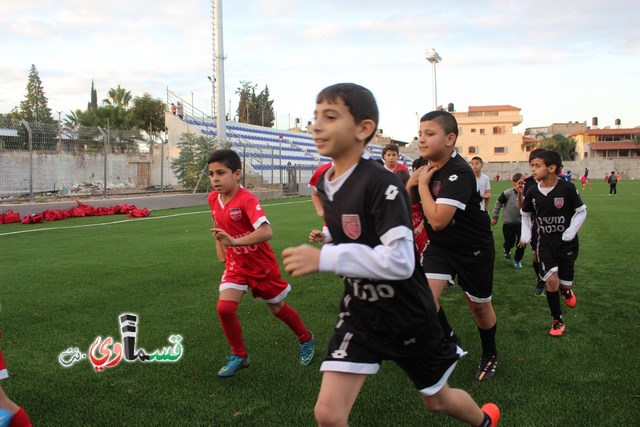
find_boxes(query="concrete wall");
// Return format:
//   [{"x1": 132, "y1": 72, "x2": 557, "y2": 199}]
[{"x1": 0, "y1": 151, "x2": 146, "y2": 195}]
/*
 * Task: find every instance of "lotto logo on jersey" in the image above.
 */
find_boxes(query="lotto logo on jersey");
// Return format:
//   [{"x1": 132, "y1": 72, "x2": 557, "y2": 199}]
[
  {"x1": 554, "y1": 198, "x2": 564, "y2": 209},
  {"x1": 342, "y1": 214, "x2": 362, "y2": 240},
  {"x1": 432, "y1": 181, "x2": 442, "y2": 196},
  {"x1": 230, "y1": 208, "x2": 242, "y2": 221}
]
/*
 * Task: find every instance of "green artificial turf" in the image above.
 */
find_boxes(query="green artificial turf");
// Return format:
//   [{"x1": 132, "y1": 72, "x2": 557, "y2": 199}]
[{"x1": 1, "y1": 181, "x2": 639, "y2": 426}]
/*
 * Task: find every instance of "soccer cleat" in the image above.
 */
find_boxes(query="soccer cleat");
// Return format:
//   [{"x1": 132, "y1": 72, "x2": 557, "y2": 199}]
[
  {"x1": 218, "y1": 354, "x2": 250, "y2": 378},
  {"x1": 475, "y1": 353, "x2": 497, "y2": 381},
  {"x1": 534, "y1": 280, "x2": 546, "y2": 297},
  {"x1": 503, "y1": 250, "x2": 511, "y2": 260},
  {"x1": 561, "y1": 289, "x2": 577, "y2": 308},
  {"x1": 481, "y1": 403, "x2": 501, "y2": 427},
  {"x1": 299, "y1": 332, "x2": 315, "y2": 366},
  {"x1": 549, "y1": 320, "x2": 566, "y2": 337},
  {"x1": 514, "y1": 261, "x2": 522, "y2": 269}
]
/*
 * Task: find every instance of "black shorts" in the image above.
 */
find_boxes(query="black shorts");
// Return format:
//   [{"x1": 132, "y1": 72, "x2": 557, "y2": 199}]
[
  {"x1": 422, "y1": 242, "x2": 495, "y2": 303},
  {"x1": 320, "y1": 320, "x2": 465, "y2": 396},
  {"x1": 538, "y1": 241, "x2": 579, "y2": 286}
]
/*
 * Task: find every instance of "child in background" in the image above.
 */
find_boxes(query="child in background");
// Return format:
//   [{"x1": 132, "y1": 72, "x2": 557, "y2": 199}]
[
  {"x1": 520, "y1": 151, "x2": 586, "y2": 336},
  {"x1": 207, "y1": 149, "x2": 314, "y2": 378},
  {"x1": 470, "y1": 157, "x2": 491, "y2": 211},
  {"x1": 491, "y1": 173, "x2": 525, "y2": 268}
]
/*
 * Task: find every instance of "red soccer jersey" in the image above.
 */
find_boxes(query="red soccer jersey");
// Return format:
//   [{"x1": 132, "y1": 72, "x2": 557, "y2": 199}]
[
  {"x1": 308, "y1": 162, "x2": 333, "y2": 190},
  {"x1": 208, "y1": 188, "x2": 281, "y2": 279},
  {"x1": 384, "y1": 163, "x2": 410, "y2": 173}
]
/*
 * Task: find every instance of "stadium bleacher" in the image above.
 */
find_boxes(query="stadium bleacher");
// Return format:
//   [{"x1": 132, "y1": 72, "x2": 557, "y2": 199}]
[{"x1": 180, "y1": 115, "x2": 410, "y2": 183}]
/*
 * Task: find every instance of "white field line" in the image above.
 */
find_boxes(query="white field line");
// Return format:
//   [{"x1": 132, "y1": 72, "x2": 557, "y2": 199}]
[{"x1": 0, "y1": 199, "x2": 310, "y2": 237}]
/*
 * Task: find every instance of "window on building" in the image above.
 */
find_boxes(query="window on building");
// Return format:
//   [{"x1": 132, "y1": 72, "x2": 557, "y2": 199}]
[
  {"x1": 493, "y1": 126, "x2": 502, "y2": 134},
  {"x1": 480, "y1": 129, "x2": 485, "y2": 135},
  {"x1": 469, "y1": 146, "x2": 477, "y2": 154},
  {"x1": 471, "y1": 128, "x2": 476, "y2": 133},
  {"x1": 494, "y1": 147, "x2": 506, "y2": 154}
]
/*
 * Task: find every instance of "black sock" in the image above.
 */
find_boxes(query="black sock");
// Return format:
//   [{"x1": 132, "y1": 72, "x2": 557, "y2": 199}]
[
  {"x1": 477, "y1": 323, "x2": 497, "y2": 356},
  {"x1": 533, "y1": 261, "x2": 543, "y2": 282},
  {"x1": 546, "y1": 291, "x2": 563, "y2": 322},
  {"x1": 437, "y1": 307, "x2": 453, "y2": 338}
]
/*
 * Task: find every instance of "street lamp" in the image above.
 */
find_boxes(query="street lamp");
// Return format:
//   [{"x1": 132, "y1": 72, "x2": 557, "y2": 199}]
[{"x1": 425, "y1": 48, "x2": 442, "y2": 111}]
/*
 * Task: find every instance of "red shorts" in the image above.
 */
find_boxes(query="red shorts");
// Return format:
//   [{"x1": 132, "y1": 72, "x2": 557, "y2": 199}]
[
  {"x1": 0, "y1": 349, "x2": 8, "y2": 380},
  {"x1": 219, "y1": 269, "x2": 291, "y2": 303}
]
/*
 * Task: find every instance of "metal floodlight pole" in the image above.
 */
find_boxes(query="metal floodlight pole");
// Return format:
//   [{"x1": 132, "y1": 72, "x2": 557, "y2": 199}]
[
  {"x1": 213, "y1": 0, "x2": 227, "y2": 144},
  {"x1": 425, "y1": 48, "x2": 442, "y2": 111}
]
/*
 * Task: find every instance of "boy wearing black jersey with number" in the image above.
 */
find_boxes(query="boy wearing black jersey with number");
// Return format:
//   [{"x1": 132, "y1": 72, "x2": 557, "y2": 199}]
[
  {"x1": 408, "y1": 110, "x2": 498, "y2": 382},
  {"x1": 283, "y1": 83, "x2": 499, "y2": 427},
  {"x1": 519, "y1": 150, "x2": 586, "y2": 336}
]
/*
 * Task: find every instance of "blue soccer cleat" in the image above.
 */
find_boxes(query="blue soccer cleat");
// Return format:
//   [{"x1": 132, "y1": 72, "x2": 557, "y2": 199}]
[
  {"x1": 218, "y1": 354, "x2": 250, "y2": 378},
  {"x1": 299, "y1": 332, "x2": 315, "y2": 366}
]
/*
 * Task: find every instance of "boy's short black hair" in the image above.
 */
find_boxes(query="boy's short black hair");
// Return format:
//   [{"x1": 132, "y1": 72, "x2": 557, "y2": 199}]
[
  {"x1": 419, "y1": 110, "x2": 459, "y2": 139},
  {"x1": 536, "y1": 150, "x2": 562, "y2": 175},
  {"x1": 207, "y1": 149, "x2": 241, "y2": 172},
  {"x1": 529, "y1": 148, "x2": 545, "y2": 162},
  {"x1": 382, "y1": 144, "x2": 400, "y2": 157},
  {"x1": 316, "y1": 83, "x2": 379, "y2": 144},
  {"x1": 512, "y1": 173, "x2": 523, "y2": 182},
  {"x1": 394, "y1": 169, "x2": 411, "y2": 185},
  {"x1": 471, "y1": 156, "x2": 484, "y2": 163}
]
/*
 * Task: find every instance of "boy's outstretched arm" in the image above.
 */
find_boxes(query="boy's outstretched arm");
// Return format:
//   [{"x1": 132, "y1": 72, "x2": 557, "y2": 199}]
[
  {"x1": 562, "y1": 206, "x2": 587, "y2": 241},
  {"x1": 283, "y1": 245, "x2": 321, "y2": 277},
  {"x1": 211, "y1": 222, "x2": 273, "y2": 247}
]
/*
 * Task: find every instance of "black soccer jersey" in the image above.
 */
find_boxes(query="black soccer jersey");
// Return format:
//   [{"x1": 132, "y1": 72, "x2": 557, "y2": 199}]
[
  {"x1": 522, "y1": 179, "x2": 585, "y2": 252},
  {"x1": 317, "y1": 156, "x2": 443, "y2": 355},
  {"x1": 522, "y1": 175, "x2": 537, "y2": 195},
  {"x1": 423, "y1": 151, "x2": 493, "y2": 249}
]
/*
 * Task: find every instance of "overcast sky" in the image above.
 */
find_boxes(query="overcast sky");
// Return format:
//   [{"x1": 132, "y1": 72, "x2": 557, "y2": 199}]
[{"x1": 1, "y1": 0, "x2": 638, "y2": 141}]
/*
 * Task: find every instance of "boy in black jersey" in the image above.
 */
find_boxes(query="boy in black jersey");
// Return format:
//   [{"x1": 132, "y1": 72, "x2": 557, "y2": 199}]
[
  {"x1": 517, "y1": 148, "x2": 547, "y2": 296},
  {"x1": 283, "y1": 84, "x2": 499, "y2": 427},
  {"x1": 519, "y1": 150, "x2": 586, "y2": 336},
  {"x1": 408, "y1": 110, "x2": 498, "y2": 382}
]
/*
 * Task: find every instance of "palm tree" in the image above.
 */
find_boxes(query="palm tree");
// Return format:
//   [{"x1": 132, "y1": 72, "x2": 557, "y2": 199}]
[{"x1": 103, "y1": 85, "x2": 132, "y2": 109}]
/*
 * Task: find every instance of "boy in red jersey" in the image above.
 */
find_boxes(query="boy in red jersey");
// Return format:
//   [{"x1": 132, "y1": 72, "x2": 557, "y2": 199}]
[
  {"x1": 309, "y1": 162, "x2": 333, "y2": 217},
  {"x1": 207, "y1": 149, "x2": 314, "y2": 378},
  {"x1": 0, "y1": 338, "x2": 32, "y2": 427}
]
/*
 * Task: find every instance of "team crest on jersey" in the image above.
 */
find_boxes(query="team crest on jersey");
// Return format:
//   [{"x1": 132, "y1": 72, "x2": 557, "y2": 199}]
[
  {"x1": 230, "y1": 208, "x2": 242, "y2": 221},
  {"x1": 432, "y1": 181, "x2": 442, "y2": 196},
  {"x1": 342, "y1": 214, "x2": 362, "y2": 240},
  {"x1": 554, "y1": 197, "x2": 564, "y2": 209}
]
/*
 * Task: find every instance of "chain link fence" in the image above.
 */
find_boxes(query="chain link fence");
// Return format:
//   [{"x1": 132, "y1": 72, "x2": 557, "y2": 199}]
[{"x1": 0, "y1": 117, "x2": 171, "y2": 203}]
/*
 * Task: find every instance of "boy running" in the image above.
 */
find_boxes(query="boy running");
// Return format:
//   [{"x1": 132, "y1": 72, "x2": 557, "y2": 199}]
[
  {"x1": 408, "y1": 111, "x2": 498, "y2": 381},
  {"x1": 519, "y1": 150, "x2": 586, "y2": 336},
  {"x1": 517, "y1": 149, "x2": 547, "y2": 296},
  {"x1": 491, "y1": 173, "x2": 526, "y2": 268},
  {"x1": 283, "y1": 83, "x2": 499, "y2": 427},
  {"x1": 207, "y1": 149, "x2": 314, "y2": 377}
]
